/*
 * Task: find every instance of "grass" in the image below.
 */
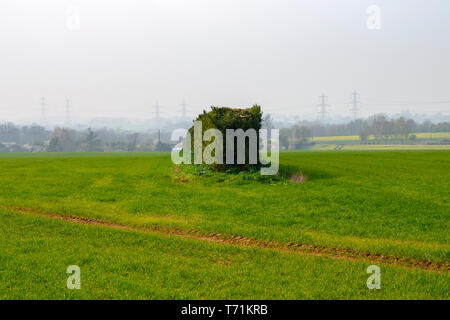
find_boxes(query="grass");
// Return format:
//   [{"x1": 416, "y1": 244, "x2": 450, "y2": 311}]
[
  {"x1": 415, "y1": 132, "x2": 450, "y2": 139},
  {"x1": 0, "y1": 151, "x2": 449, "y2": 299},
  {"x1": 0, "y1": 210, "x2": 448, "y2": 299},
  {"x1": 312, "y1": 135, "x2": 361, "y2": 142}
]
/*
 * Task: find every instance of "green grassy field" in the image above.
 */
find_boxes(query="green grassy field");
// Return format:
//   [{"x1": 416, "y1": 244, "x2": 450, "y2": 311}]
[
  {"x1": 0, "y1": 151, "x2": 449, "y2": 299},
  {"x1": 310, "y1": 144, "x2": 450, "y2": 151},
  {"x1": 310, "y1": 132, "x2": 450, "y2": 143}
]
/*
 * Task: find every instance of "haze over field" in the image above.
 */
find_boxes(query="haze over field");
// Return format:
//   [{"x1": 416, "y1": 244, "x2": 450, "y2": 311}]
[
  {"x1": 1, "y1": 0, "x2": 449, "y2": 124},
  {"x1": 0, "y1": 1, "x2": 449, "y2": 302}
]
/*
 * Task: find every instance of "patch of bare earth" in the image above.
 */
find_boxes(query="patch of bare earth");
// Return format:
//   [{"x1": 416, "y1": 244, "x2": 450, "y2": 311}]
[
  {"x1": 289, "y1": 172, "x2": 308, "y2": 184},
  {"x1": 4, "y1": 205, "x2": 449, "y2": 273},
  {"x1": 172, "y1": 166, "x2": 190, "y2": 183}
]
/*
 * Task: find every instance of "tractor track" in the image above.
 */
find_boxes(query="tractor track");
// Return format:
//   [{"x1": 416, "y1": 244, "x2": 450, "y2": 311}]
[{"x1": 3, "y1": 205, "x2": 449, "y2": 273}]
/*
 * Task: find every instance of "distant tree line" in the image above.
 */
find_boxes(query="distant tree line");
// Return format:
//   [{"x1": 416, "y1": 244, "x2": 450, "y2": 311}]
[
  {"x1": 278, "y1": 115, "x2": 450, "y2": 149},
  {"x1": 0, "y1": 123, "x2": 173, "y2": 152},
  {"x1": 0, "y1": 114, "x2": 449, "y2": 152}
]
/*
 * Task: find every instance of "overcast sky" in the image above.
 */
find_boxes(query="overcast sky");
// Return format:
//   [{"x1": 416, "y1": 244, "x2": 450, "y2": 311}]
[{"x1": 0, "y1": 0, "x2": 449, "y2": 122}]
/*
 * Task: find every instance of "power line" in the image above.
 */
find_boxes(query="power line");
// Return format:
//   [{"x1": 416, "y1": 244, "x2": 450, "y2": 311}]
[
  {"x1": 180, "y1": 99, "x2": 189, "y2": 119},
  {"x1": 153, "y1": 101, "x2": 161, "y2": 119},
  {"x1": 318, "y1": 94, "x2": 329, "y2": 123},
  {"x1": 65, "y1": 99, "x2": 71, "y2": 127},
  {"x1": 350, "y1": 90, "x2": 361, "y2": 120},
  {"x1": 40, "y1": 97, "x2": 47, "y2": 126}
]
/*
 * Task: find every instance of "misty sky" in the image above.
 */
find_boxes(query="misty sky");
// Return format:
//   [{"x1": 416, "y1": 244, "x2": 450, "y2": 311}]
[{"x1": 0, "y1": 0, "x2": 449, "y2": 122}]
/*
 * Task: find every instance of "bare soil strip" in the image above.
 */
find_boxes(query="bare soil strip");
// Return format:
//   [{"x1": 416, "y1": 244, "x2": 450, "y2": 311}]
[{"x1": 5, "y1": 206, "x2": 449, "y2": 273}]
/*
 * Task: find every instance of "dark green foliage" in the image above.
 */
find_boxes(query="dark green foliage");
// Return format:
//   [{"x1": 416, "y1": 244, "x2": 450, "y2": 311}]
[
  {"x1": 177, "y1": 163, "x2": 287, "y2": 185},
  {"x1": 46, "y1": 136, "x2": 62, "y2": 152},
  {"x1": 84, "y1": 128, "x2": 104, "y2": 152},
  {"x1": 189, "y1": 105, "x2": 262, "y2": 171}
]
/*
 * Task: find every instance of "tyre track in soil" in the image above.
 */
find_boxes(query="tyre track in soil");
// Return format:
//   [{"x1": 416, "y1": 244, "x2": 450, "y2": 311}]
[{"x1": 4, "y1": 205, "x2": 449, "y2": 273}]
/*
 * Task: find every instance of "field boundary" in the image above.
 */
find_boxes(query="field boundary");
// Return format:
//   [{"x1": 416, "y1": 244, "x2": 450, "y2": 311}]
[{"x1": 3, "y1": 205, "x2": 449, "y2": 273}]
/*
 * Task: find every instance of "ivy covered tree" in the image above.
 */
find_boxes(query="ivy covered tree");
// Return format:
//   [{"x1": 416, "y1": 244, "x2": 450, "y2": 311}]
[{"x1": 189, "y1": 105, "x2": 262, "y2": 171}]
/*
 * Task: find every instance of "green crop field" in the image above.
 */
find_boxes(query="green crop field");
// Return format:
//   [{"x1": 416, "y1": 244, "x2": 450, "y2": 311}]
[
  {"x1": 309, "y1": 144, "x2": 450, "y2": 151},
  {"x1": 0, "y1": 151, "x2": 449, "y2": 299},
  {"x1": 311, "y1": 132, "x2": 450, "y2": 142}
]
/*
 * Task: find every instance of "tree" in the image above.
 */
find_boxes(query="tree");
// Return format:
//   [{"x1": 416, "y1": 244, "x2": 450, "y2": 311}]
[
  {"x1": 279, "y1": 128, "x2": 290, "y2": 150},
  {"x1": 394, "y1": 117, "x2": 407, "y2": 144},
  {"x1": 0, "y1": 122, "x2": 21, "y2": 143},
  {"x1": 47, "y1": 136, "x2": 62, "y2": 152},
  {"x1": 189, "y1": 105, "x2": 262, "y2": 171},
  {"x1": 83, "y1": 128, "x2": 103, "y2": 152},
  {"x1": 46, "y1": 128, "x2": 75, "y2": 152},
  {"x1": 359, "y1": 123, "x2": 370, "y2": 144},
  {"x1": 406, "y1": 119, "x2": 416, "y2": 142},
  {"x1": 126, "y1": 133, "x2": 139, "y2": 151},
  {"x1": 371, "y1": 114, "x2": 388, "y2": 144}
]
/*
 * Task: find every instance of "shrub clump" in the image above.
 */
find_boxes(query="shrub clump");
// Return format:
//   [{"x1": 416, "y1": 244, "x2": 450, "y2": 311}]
[{"x1": 189, "y1": 105, "x2": 262, "y2": 172}]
